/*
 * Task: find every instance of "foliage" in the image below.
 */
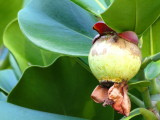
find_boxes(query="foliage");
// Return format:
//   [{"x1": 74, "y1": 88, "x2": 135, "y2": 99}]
[{"x1": 0, "y1": 0, "x2": 160, "y2": 119}]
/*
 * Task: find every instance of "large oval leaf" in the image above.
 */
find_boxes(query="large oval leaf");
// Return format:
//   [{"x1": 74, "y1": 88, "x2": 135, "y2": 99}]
[
  {"x1": 0, "y1": 93, "x2": 7, "y2": 101},
  {"x1": 18, "y1": 0, "x2": 97, "y2": 56},
  {"x1": 0, "y1": 102, "x2": 85, "y2": 120},
  {"x1": 141, "y1": 17, "x2": 160, "y2": 57},
  {"x1": 8, "y1": 57, "x2": 114, "y2": 120},
  {"x1": 0, "y1": 0, "x2": 22, "y2": 45},
  {"x1": 144, "y1": 60, "x2": 160, "y2": 80},
  {"x1": 101, "y1": 0, "x2": 160, "y2": 35},
  {"x1": 0, "y1": 69, "x2": 17, "y2": 93},
  {"x1": 70, "y1": 0, "x2": 108, "y2": 16},
  {"x1": 121, "y1": 108, "x2": 157, "y2": 120},
  {"x1": 3, "y1": 20, "x2": 61, "y2": 71}
]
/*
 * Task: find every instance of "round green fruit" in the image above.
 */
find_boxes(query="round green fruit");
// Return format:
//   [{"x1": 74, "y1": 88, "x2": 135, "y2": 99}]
[{"x1": 88, "y1": 35, "x2": 142, "y2": 83}]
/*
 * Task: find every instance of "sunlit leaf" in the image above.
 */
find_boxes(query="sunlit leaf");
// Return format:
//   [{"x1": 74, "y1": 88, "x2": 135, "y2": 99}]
[
  {"x1": 71, "y1": 0, "x2": 108, "y2": 16},
  {"x1": 141, "y1": 18, "x2": 160, "y2": 57},
  {"x1": 3, "y1": 20, "x2": 61, "y2": 71},
  {"x1": 0, "y1": 0, "x2": 22, "y2": 45},
  {"x1": 18, "y1": 0, "x2": 97, "y2": 56},
  {"x1": 101, "y1": 0, "x2": 160, "y2": 35}
]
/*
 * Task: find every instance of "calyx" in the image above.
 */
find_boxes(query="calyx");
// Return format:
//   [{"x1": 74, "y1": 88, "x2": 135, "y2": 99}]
[{"x1": 92, "y1": 21, "x2": 138, "y2": 45}]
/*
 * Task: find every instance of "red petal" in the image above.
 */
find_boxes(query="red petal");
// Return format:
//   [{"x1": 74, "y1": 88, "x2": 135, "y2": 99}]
[
  {"x1": 93, "y1": 21, "x2": 114, "y2": 35},
  {"x1": 118, "y1": 31, "x2": 138, "y2": 45}
]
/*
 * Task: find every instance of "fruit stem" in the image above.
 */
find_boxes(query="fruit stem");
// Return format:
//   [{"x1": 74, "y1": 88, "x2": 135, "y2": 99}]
[
  {"x1": 128, "y1": 92, "x2": 145, "y2": 108},
  {"x1": 141, "y1": 87, "x2": 153, "y2": 109}
]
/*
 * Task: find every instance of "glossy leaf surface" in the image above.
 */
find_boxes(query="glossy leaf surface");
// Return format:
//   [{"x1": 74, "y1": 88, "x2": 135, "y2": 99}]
[
  {"x1": 145, "y1": 60, "x2": 160, "y2": 80},
  {"x1": 8, "y1": 57, "x2": 114, "y2": 120},
  {"x1": 141, "y1": 18, "x2": 160, "y2": 57},
  {"x1": 71, "y1": 0, "x2": 108, "y2": 16},
  {"x1": 18, "y1": 0, "x2": 97, "y2": 56},
  {"x1": 3, "y1": 20, "x2": 61, "y2": 71},
  {"x1": 0, "y1": 69, "x2": 17, "y2": 93},
  {"x1": 0, "y1": 0, "x2": 22, "y2": 45},
  {"x1": 121, "y1": 108, "x2": 157, "y2": 120},
  {"x1": 0, "y1": 102, "x2": 85, "y2": 120},
  {"x1": 101, "y1": 0, "x2": 160, "y2": 35}
]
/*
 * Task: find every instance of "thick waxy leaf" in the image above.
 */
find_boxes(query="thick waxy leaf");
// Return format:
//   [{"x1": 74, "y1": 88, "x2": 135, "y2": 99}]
[
  {"x1": 149, "y1": 79, "x2": 160, "y2": 95},
  {"x1": 0, "y1": 102, "x2": 85, "y2": 120},
  {"x1": 0, "y1": 93, "x2": 7, "y2": 101},
  {"x1": 0, "y1": 0, "x2": 22, "y2": 45},
  {"x1": 151, "y1": 94, "x2": 160, "y2": 101},
  {"x1": 0, "y1": 69, "x2": 17, "y2": 93},
  {"x1": 71, "y1": 0, "x2": 108, "y2": 16},
  {"x1": 128, "y1": 81, "x2": 150, "y2": 91},
  {"x1": 3, "y1": 20, "x2": 61, "y2": 71},
  {"x1": 101, "y1": 0, "x2": 160, "y2": 35},
  {"x1": 9, "y1": 54, "x2": 22, "y2": 79},
  {"x1": 8, "y1": 57, "x2": 114, "y2": 120},
  {"x1": 0, "y1": 47, "x2": 10, "y2": 70},
  {"x1": 141, "y1": 18, "x2": 160, "y2": 57},
  {"x1": 23, "y1": 0, "x2": 31, "y2": 6},
  {"x1": 156, "y1": 101, "x2": 160, "y2": 112},
  {"x1": 141, "y1": 52, "x2": 160, "y2": 69},
  {"x1": 121, "y1": 108, "x2": 157, "y2": 120},
  {"x1": 18, "y1": 0, "x2": 97, "y2": 56},
  {"x1": 144, "y1": 60, "x2": 160, "y2": 80}
]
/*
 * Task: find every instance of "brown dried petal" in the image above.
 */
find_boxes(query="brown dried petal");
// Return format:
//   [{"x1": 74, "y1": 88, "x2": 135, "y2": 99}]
[
  {"x1": 122, "y1": 85, "x2": 131, "y2": 116},
  {"x1": 91, "y1": 85, "x2": 108, "y2": 103},
  {"x1": 108, "y1": 83, "x2": 124, "y2": 114},
  {"x1": 91, "y1": 82, "x2": 131, "y2": 116}
]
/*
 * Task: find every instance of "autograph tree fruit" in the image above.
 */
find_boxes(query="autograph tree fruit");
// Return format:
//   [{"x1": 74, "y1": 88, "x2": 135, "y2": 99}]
[{"x1": 88, "y1": 22, "x2": 142, "y2": 116}]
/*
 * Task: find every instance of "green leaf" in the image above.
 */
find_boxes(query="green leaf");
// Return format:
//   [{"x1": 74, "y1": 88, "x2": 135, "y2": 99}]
[
  {"x1": 0, "y1": 92, "x2": 7, "y2": 101},
  {"x1": 3, "y1": 20, "x2": 61, "y2": 71},
  {"x1": 128, "y1": 93, "x2": 144, "y2": 108},
  {"x1": 141, "y1": 17, "x2": 160, "y2": 57},
  {"x1": 18, "y1": 0, "x2": 97, "y2": 57},
  {"x1": 141, "y1": 52, "x2": 160, "y2": 69},
  {"x1": 121, "y1": 108, "x2": 157, "y2": 120},
  {"x1": 8, "y1": 57, "x2": 114, "y2": 119},
  {"x1": 144, "y1": 60, "x2": 160, "y2": 80},
  {"x1": 101, "y1": 0, "x2": 160, "y2": 35},
  {"x1": 0, "y1": 47, "x2": 10, "y2": 70},
  {"x1": 23, "y1": 0, "x2": 31, "y2": 7},
  {"x1": 0, "y1": 69, "x2": 17, "y2": 93},
  {"x1": 128, "y1": 81, "x2": 150, "y2": 91},
  {"x1": 0, "y1": 0, "x2": 22, "y2": 45},
  {"x1": 70, "y1": 0, "x2": 108, "y2": 16},
  {"x1": 156, "y1": 101, "x2": 160, "y2": 111},
  {"x1": 151, "y1": 94, "x2": 160, "y2": 101},
  {"x1": 149, "y1": 79, "x2": 160, "y2": 95},
  {"x1": 0, "y1": 101, "x2": 86, "y2": 120},
  {"x1": 9, "y1": 54, "x2": 22, "y2": 79}
]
